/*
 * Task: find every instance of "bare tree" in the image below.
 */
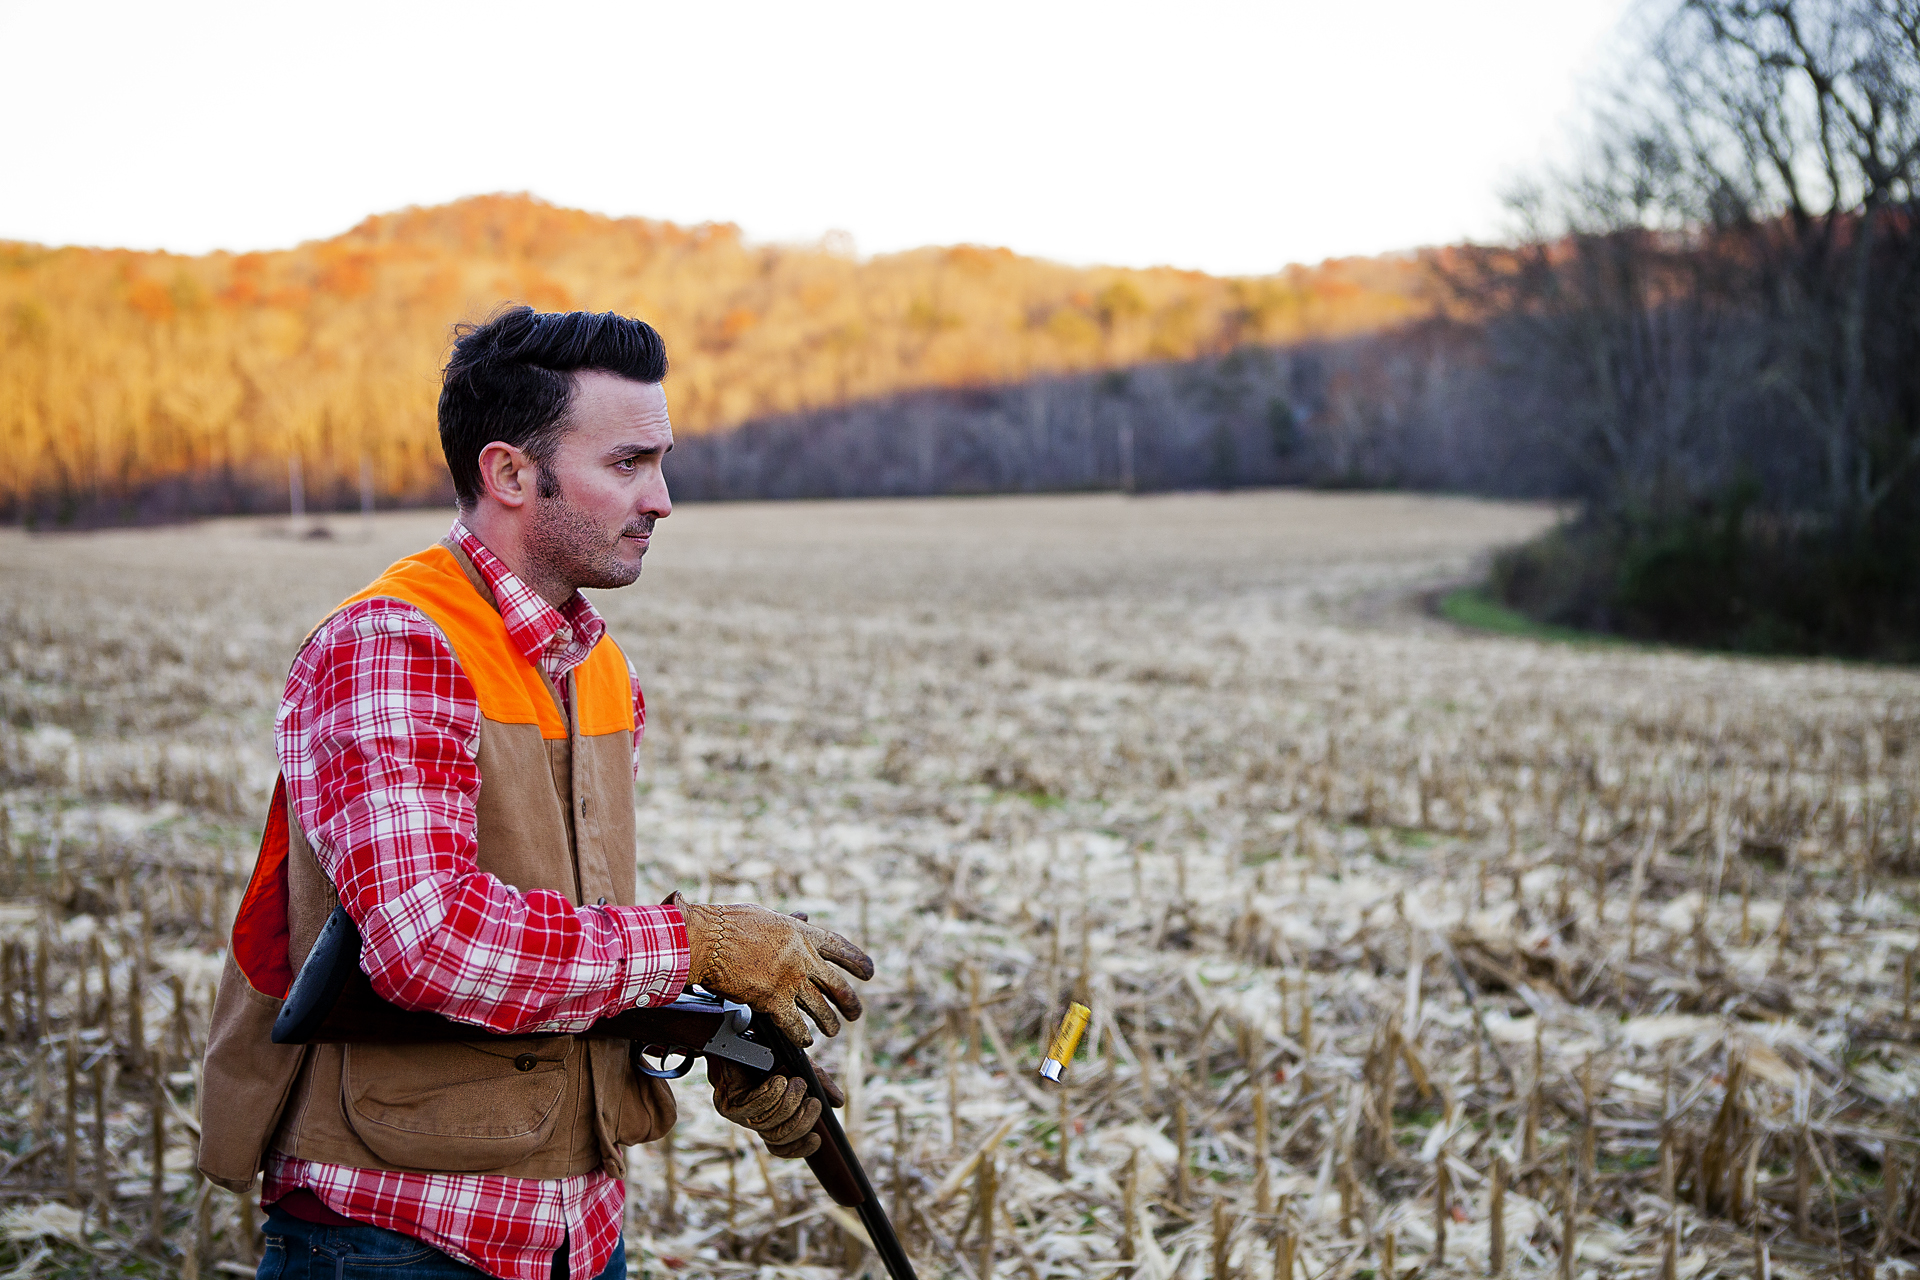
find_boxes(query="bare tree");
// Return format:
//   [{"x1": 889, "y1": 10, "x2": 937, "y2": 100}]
[
  {"x1": 1668, "y1": 0, "x2": 1920, "y2": 523},
  {"x1": 1446, "y1": 0, "x2": 1920, "y2": 655}
]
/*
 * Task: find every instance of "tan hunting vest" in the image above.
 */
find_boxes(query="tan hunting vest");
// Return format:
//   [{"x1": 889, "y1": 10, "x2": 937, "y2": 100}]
[{"x1": 197, "y1": 540, "x2": 674, "y2": 1193}]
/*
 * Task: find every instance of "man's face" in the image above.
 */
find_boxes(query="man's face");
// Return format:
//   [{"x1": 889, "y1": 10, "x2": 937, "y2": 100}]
[{"x1": 524, "y1": 371, "x2": 673, "y2": 594}]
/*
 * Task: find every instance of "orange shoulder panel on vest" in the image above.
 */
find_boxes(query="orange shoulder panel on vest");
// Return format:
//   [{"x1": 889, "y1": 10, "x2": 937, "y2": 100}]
[
  {"x1": 572, "y1": 635, "x2": 634, "y2": 738},
  {"x1": 331, "y1": 545, "x2": 634, "y2": 741}
]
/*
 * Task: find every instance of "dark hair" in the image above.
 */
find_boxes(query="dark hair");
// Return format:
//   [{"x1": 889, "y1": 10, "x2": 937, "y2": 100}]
[{"x1": 438, "y1": 306, "x2": 668, "y2": 509}]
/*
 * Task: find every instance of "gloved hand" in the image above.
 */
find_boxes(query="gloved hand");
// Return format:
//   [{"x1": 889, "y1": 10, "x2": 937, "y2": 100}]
[
  {"x1": 667, "y1": 893, "x2": 874, "y2": 1046},
  {"x1": 708, "y1": 1057, "x2": 845, "y2": 1158}
]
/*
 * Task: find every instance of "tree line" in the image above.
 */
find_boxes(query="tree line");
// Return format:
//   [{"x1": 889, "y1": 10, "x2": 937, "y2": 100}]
[
  {"x1": 0, "y1": 196, "x2": 1426, "y2": 528},
  {"x1": 666, "y1": 320, "x2": 1568, "y2": 503}
]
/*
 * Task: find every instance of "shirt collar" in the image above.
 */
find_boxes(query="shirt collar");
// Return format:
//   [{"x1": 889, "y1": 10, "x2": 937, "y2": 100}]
[{"x1": 450, "y1": 521, "x2": 607, "y2": 665}]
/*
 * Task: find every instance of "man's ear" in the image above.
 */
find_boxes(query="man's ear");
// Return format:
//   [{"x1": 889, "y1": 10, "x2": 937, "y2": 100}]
[{"x1": 477, "y1": 442, "x2": 534, "y2": 509}]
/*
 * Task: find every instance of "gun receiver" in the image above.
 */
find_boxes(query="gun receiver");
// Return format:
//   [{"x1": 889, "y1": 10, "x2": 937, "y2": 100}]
[{"x1": 273, "y1": 906, "x2": 916, "y2": 1280}]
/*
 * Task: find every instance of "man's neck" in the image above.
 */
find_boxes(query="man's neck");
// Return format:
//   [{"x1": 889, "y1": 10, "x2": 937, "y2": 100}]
[{"x1": 459, "y1": 506, "x2": 577, "y2": 610}]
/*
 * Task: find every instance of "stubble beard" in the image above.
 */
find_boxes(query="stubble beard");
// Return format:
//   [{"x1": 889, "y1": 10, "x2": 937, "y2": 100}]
[{"x1": 526, "y1": 482, "x2": 646, "y2": 593}]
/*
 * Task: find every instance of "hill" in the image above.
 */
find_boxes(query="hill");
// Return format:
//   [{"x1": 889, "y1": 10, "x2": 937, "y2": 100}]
[{"x1": 0, "y1": 194, "x2": 1433, "y2": 523}]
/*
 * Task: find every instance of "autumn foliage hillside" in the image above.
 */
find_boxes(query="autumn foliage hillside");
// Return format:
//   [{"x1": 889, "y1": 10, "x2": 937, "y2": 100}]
[{"x1": 0, "y1": 194, "x2": 1431, "y2": 522}]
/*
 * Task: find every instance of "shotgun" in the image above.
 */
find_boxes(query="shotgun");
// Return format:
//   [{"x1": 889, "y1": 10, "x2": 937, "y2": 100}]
[{"x1": 272, "y1": 905, "x2": 917, "y2": 1280}]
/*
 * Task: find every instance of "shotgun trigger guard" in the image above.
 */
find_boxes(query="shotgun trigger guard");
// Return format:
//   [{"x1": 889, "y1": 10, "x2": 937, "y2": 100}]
[
  {"x1": 702, "y1": 999, "x2": 776, "y2": 1072},
  {"x1": 632, "y1": 1044, "x2": 699, "y2": 1079}
]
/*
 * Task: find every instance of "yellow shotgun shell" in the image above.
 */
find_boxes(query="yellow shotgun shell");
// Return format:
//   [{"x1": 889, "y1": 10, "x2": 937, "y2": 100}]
[{"x1": 1039, "y1": 1003, "x2": 1091, "y2": 1082}]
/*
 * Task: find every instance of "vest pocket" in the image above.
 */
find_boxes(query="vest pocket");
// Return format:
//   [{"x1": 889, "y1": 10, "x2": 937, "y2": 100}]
[
  {"x1": 597, "y1": 1040, "x2": 676, "y2": 1147},
  {"x1": 340, "y1": 1038, "x2": 575, "y2": 1172}
]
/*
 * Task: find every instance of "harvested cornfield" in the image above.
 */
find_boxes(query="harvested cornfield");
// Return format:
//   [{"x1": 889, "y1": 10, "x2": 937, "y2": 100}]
[{"x1": 1, "y1": 490, "x2": 1917, "y2": 1279}]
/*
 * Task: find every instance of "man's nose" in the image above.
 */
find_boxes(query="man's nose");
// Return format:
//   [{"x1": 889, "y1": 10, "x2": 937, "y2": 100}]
[{"x1": 642, "y1": 473, "x2": 671, "y2": 520}]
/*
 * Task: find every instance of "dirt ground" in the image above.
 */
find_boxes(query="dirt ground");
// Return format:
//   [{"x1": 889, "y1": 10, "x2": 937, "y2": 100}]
[{"x1": 1, "y1": 489, "x2": 1917, "y2": 1279}]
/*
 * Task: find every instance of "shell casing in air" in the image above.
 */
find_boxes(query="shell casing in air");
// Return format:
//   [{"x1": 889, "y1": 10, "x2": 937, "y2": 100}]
[{"x1": 1039, "y1": 1002, "x2": 1091, "y2": 1082}]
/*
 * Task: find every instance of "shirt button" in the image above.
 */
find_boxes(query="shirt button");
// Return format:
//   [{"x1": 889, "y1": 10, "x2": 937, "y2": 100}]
[
  {"x1": 514, "y1": 1053, "x2": 538, "y2": 1072},
  {"x1": 597, "y1": 896, "x2": 608, "y2": 906}
]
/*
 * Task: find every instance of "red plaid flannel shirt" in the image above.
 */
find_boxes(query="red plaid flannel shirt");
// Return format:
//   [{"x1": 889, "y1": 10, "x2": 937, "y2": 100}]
[{"x1": 264, "y1": 522, "x2": 687, "y2": 1280}]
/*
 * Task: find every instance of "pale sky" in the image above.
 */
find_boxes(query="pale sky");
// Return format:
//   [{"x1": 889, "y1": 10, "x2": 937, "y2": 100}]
[{"x1": 0, "y1": 0, "x2": 1638, "y2": 276}]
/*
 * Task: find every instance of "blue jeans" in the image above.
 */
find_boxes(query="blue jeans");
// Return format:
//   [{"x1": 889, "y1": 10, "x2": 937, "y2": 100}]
[{"x1": 258, "y1": 1205, "x2": 625, "y2": 1279}]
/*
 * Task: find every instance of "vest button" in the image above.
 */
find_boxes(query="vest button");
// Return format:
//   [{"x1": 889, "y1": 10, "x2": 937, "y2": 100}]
[{"x1": 514, "y1": 1053, "x2": 538, "y2": 1073}]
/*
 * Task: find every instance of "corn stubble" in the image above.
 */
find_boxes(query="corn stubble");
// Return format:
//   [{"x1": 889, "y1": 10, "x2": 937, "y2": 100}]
[{"x1": 0, "y1": 491, "x2": 1917, "y2": 1278}]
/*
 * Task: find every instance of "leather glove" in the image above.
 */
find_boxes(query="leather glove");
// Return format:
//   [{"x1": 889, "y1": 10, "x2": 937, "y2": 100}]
[
  {"x1": 667, "y1": 892, "x2": 874, "y2": 1046},
  {"x1": 709, "y1": 1057, "x2": 845, "y2": 1159}
]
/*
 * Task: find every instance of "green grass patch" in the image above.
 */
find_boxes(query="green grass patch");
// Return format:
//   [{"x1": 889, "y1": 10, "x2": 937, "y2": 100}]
[
  {"x1": 1438, "y1": 588, "x2": 1624, "y2": 646},
  {"x1": 991, "y1": 788, "x2": 1066, "y2": 809},
  {"x1": 1601, "y1": 1146, "x2": 1660, "y2": 1173},
  {"x1": 1394, "y1": 1106, "x2": 1444, "y2": 1135}
]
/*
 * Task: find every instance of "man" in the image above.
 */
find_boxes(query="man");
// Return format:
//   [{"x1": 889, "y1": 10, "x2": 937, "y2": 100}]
[{"x1": 198, "y1": 307, "x2": 872, "y2": 1280}]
